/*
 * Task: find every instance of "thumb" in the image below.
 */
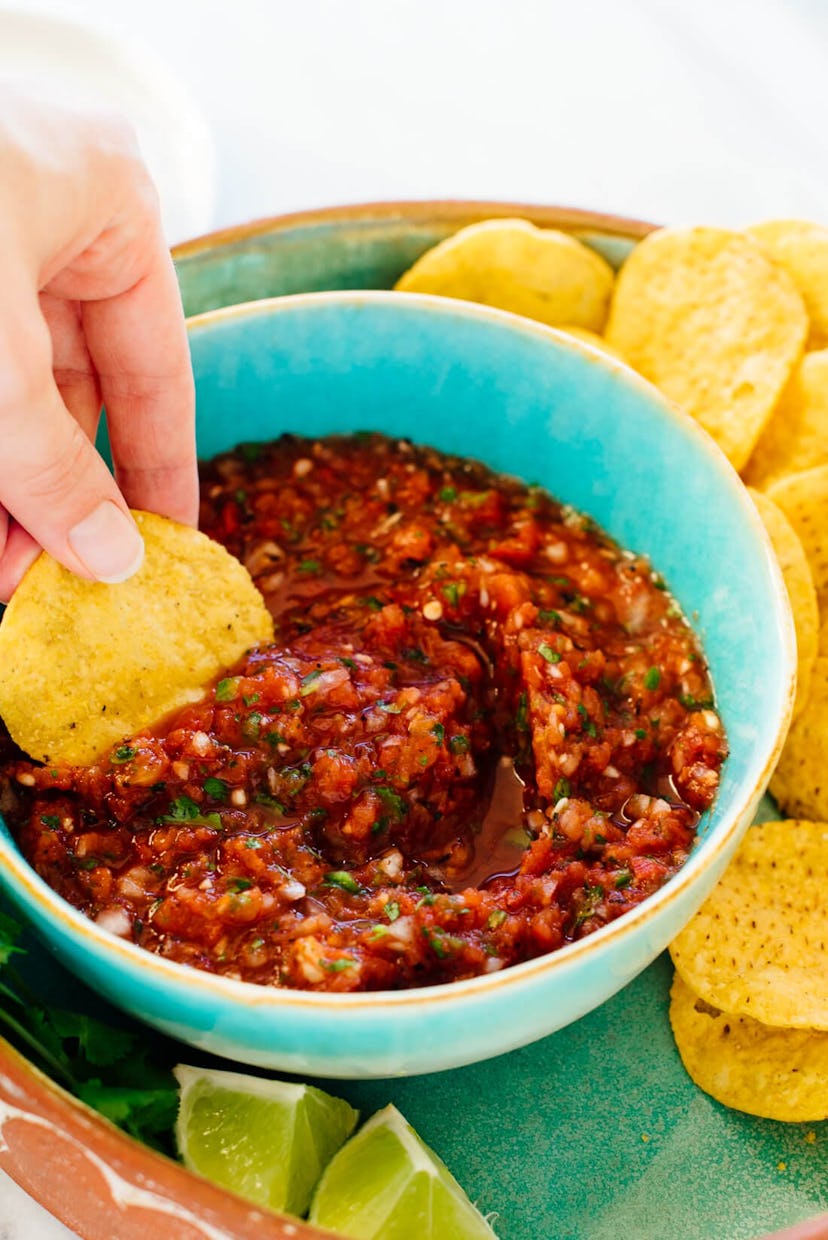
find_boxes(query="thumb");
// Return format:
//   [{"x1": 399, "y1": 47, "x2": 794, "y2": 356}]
[{"x1": 0, "y1": 297, "x2": 144, "y2": 587}]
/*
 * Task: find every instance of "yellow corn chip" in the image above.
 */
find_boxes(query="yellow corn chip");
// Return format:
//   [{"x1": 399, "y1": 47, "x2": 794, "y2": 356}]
[
  {"x1": 0, "y1": 511, "x2": 274, "y2": 766},
  {"x1": 771, "y1": 659, "x2": 828, "y2": 820},
  {"x1": 670, "y1": 819, "x2": 828, "y2": 1028},
  {"x1": 766, "y1": 466, "x2": 828, "y2": 645},
  {"x1": 744, "y1": 351, "x2": 828, "y2": 490},
  {"x1": 748, "y1": 488, "x2": 818, "y2": 717},
  {"x1": 604, "y1": 226, "x2": 807, "y2": 470},
  {"x1": 670, "y1": 972, "x2": 828, "y2": 1122},
  {"x1": 395, "y1": 220, "x2": 614, "y2": 332},
  {"x1": 748, "y1": 219, "x2": 828, "y2": 350}
]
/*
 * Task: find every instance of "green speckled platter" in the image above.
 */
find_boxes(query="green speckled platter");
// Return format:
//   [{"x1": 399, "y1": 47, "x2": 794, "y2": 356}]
[
  {"x1": 336, "y1": 949, "x2": 828, "y2": 1240},
  {"x1": 3, "y1": 204, "x2": 824, "y2": 1240}
]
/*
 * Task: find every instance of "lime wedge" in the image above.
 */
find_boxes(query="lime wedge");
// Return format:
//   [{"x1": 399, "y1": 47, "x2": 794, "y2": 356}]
[
  {"x1": 309, "y1": 1103, "x2": 498, "y2": 1239},
  {"x1": 174, "y1": 1064, "x2": 358, "y2": 1217}
]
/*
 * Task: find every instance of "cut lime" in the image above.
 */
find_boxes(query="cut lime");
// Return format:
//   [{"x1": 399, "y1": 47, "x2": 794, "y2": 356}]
[
  {"x1": 309, "y1": 1103, "x2": 498, "y2": 1239},
  {"x1": 174, "y1": 1064, "x2": 358, "y2": 1217}
]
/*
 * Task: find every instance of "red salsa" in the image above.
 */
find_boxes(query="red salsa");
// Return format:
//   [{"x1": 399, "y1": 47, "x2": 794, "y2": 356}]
[{"x1": 0, "y1": 434, "x2": 727, "y2": 991}]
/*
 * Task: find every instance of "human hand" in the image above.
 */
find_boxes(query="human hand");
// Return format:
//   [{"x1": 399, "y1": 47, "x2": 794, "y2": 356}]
[{"x1": 0, "y1": 86, "x2": 197, "y2": 602}]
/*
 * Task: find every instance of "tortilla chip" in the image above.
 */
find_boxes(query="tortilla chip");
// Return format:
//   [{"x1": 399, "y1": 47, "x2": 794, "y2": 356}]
[
  {"x1": 766, "y1": 466, "x2": 828, "y2": 644},
  {"x1": 748, "y1": 219, "x2": 828, "y2": 350},
  {"x1": 604, "y1": 227, "x2": 807, "y2": 470},
  {"x1": 748, "y1": 488, "x2": 818, "y2": 717},
  {"x1": 0, "y1": 511, "x2": 274, "y2": 766},
  {"x1": 744, "y1": 350, "x2": 828, "y2": 490},
  {"x1": 670, "y1": 819, "x2": 828, "y2": 1029},
  {"x1": 670, "y1": 972, "x2": 828, "y2": 1122},
  {"x1": 395, "y1": 220, "x2": 614, "y2": 332},
  {"x1": 556, "y1": 326, "x2": 626, "y2": 361},
  {"x1": 771, "y1": 660, "x2": 828, "y2": 820}
]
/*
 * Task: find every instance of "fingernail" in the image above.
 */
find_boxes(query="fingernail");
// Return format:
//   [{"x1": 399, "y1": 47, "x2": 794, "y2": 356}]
[{"x1": 68, "y1": 501, "x2": 145, "y2": 584}]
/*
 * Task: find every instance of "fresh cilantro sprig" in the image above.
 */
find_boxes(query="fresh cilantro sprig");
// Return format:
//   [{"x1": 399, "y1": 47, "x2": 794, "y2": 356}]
[{"x1": 0, "y1": 909, "x2": 177, "y2": 1151}]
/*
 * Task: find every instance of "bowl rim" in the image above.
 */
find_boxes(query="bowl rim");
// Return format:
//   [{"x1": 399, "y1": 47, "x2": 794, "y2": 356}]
[
  {"x1": 171, "y1": 197, "x2": 657, "y2": 262},
  {"x1": 0, "y1": 288, "x2": 797, "y2": 1014}
]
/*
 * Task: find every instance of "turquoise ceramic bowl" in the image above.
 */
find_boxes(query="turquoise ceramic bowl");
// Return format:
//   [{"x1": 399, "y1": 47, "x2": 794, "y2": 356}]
[{"x1": 0, "y1": 292, "x2": 794, "y2": 1079}]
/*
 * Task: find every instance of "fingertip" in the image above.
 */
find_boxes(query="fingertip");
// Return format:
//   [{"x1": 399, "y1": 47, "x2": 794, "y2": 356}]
[
  {"x1": 67, "y1": 500, "x2": 145, "y2": 584},
  {"x1": 116, "y1": 462, "x2": 199, "y2": 529}
]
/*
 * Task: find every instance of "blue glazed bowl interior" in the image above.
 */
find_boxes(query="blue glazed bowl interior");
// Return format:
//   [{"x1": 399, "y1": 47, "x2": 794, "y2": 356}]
[
  {"x1": 189, "y1": 292, "x2": 790, "y2": 845},
  {"x1": 0, "y1": 291, "x2": 794, "y2": 1078}
]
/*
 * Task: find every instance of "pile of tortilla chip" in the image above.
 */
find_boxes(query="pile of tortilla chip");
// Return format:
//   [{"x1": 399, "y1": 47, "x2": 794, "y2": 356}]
[
  {"x1": 398, "y1": 218, "x2": 828, "y2": 1120},
  {"x1": 397, "y1": 216, "x2": 828, "y2": 785},
  {"x1": 670, "y1": 820, "x2": 828, "y2": 1121}
]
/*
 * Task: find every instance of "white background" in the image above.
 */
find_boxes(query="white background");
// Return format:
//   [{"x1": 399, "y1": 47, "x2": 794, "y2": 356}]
[
  {"x1": 9, "y1": 0, "x2": 828, "y2": 239},
  {"x1": 1, "y1": 0, "x2": 827, "y2": 1234}
]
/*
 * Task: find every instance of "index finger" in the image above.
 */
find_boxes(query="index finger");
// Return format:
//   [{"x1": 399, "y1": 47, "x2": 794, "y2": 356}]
[{"x1": 81, "y1": 236, "x2": 198, "y2": 528}]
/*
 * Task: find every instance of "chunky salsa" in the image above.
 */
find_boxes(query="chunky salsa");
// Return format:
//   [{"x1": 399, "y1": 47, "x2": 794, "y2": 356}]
[{"x1": 0, "y1": 434, "x2": 727, "y2": 991}]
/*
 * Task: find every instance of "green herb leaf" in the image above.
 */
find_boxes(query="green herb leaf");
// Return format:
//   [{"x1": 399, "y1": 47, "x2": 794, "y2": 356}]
[
  {"x1": 553, "y1": 777, "x2": 571, "y2": 801},
  {"x1": 76, "y1": 1082, "x2": 178, "y2": 1149},
  {"x1": 215, "y1": 677, "x2": 240, "y2": 702},
  {"x1": 227, "y1": 877, "x2": 253, "y2": 893},
  {"x1": 422, "y1": 927, "x2": 460, "y2": 959},
  {"x1": 300, "y1": 669, "x2": 324, "y2": 696},
  {"x1": 516, "y1": 691, "x2": 529, "y2": 733},
  {"x1": 0, "y1": 912, "x2": 24, "y2": 967},
  {"x1": 574, "y1": 882, "x2": 605, "y2": 929},
  {"x1": 48, "y1": 1009, "x2": 138, "y2": 1068},
  {"x1": 164, "y1": 796, "x2": 201, "y2": 821},
  {"x1": 538, "y1": 642, "x2": 561, "y2": 664},
  {"x1": 679, "y1": 693, "x2": 715, "y2": 712},
  {"x1": 161, "y1": 797, "x2": 222, "y2": 831},
  {"x1": 324, "y1": 871, "x2": 361, "y2": 894},
  {"x1": 375, "y1": 786, "x2": 407, "y2": 820},
  {"x1": 644, "y1": 667, "x2": 661, "y2": 691},
  {"x1": 111, "y1": 745, "x2": 136, "y2": 765},
  {"x1": 242, "y1": 711, "x2": 264, "y2": 739},
  {"x1": 203, "y1": 777, "x2": 228, "y2": 800},
  {"x1": 321, "y1": 958, "x2": 357, "y2": 972},
  {"x1": 0, "y1": 914, "x2": 179, "y2": 1150}
]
